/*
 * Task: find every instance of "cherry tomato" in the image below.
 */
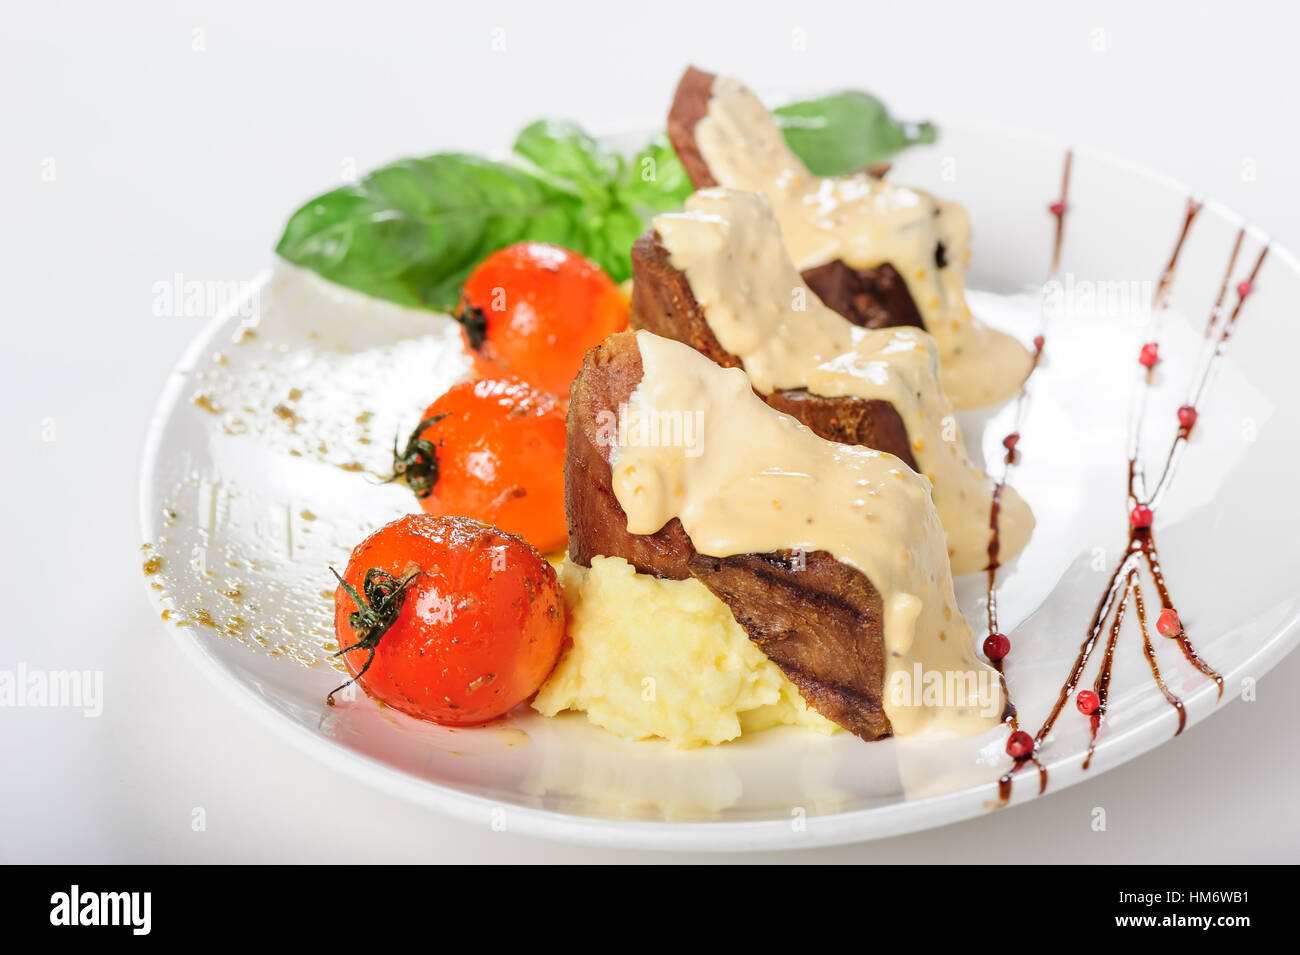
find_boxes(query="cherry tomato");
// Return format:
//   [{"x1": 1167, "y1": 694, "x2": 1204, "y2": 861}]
[
  {"x1": 456, "y1": 242, "x2": 628, "y2": 397},
  {"x1": 330, "y1": 514, "x2": 565, "y2": 725},
  {"x1": 391, "y1": 378, "x2": 567, "y2": 553}
]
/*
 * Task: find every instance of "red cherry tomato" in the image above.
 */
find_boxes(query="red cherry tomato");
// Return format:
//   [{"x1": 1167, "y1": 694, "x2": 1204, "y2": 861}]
[
  {"x1": 457, "y1": 242, "x2": 628, "y2": 397},
  {"x1": 331, "y1": 514, "x2": 565, "y2": 725},
  {"x1": 391, "y1": 378, "x2": 567, "y2": 554}
]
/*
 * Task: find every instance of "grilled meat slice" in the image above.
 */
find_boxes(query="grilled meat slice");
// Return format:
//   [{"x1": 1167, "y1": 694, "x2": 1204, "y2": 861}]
[
  {"x1": 565, "y1": 331, "x2": 892, "y2": 740},
  {"x1": 665, "y1": 65, "x2": 928, "y2": 332},
  {"x1": 685, "y1": 551, "x2": 890, "y2": 739},
  {"x1": 665, "y1": 65, "x2": 719, "y2": 189},
  {"x1": 801, "y1": 260, "x2": 925, "y2": 331},
  {"x1": 629, "y1": 229, "x2": 918, "y2": 471},
  {"x1": 565, "y1": 331, "x2": 695, "y2": 582}
]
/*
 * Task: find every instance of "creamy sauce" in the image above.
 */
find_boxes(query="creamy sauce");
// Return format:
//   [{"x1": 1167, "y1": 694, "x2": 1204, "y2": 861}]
[
  {"x1": 653, "y1": 189, "x2": 1033, "y2": 573},
  {"x1": 611, "y1": 330, "x2": 1005, "y2": 739},
  {"x1": 692, "y1": 75, "x2": 1033, "y2": 409}
]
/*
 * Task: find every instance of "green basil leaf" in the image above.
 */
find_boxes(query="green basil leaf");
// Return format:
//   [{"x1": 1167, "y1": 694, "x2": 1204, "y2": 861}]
[
  {"x1": 572, "y1": 201, "x2": 645, "y2": 284},
  {"x1": 275, "y1": 89, "x2": 934, "y2": 315},
  {"x1": 775, "y1": 91, "x2": 936, "y2": 176},
  {"x1": 619, "y1": 133, "x2": 695, "y2": 211},
  {"x1": 512, "y1": 120, "x2": 622, "y2": 203},
  {"x1": 275, "y1": 153, "x2": 583, "y2": 310}
]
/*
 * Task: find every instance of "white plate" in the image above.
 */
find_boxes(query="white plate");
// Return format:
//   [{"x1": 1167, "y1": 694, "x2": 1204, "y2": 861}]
[{"x1": 138, "y1": 123, "x2": 1300, "y2": 850}]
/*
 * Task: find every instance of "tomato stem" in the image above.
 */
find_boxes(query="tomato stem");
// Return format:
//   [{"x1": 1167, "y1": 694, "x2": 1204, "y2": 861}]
[
  {"x1": 388, "y1": 414, "x2": 449, "y2": 498},
  {"x1": 327, "y1": 564, "x2": 422, "y2": 705},
  {"x1": 455, "y1": 301, "x2": 488, "y2": 350}
]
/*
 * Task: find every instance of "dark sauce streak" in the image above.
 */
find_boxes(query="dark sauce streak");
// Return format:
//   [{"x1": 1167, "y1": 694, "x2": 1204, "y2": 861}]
[
  {"x1": 1152, "y1": 235, "x2": 1265, "y2": 505},
  {"x1": 1134, "y1": 578, "x2": 1186, "y2": 735},
  {"x1": 999, "y1": 200, "x2": 1266, "y2": 802},
  {"x1": 1201, "y1": 232, "x2": 1253, "y2": 343},
  {"x1": 1049, "y1": 155, "x2": 1073, "y2": 277},
  {"x1": 1034, "y1": 544, "x2": 1141, "y2": 754},
  {"x1": 1083, "y1": 569, "x2": 1133, "y2": 770},
  {"x1": 1127, "y1": 201, "x2": 1202, "y2": 492},
  {"x1": 1156, "y1": 201, "x2": 1204, "y2": 311},
  {"x1": 990, "y1": 151, "x2": 1072, "y2": 803},
  {"x1": 1135, "y1": 531, "x2": 1220, "y2": 697},
  {"x1": 986, "y1": 484, "x2": 1004, "y2": 632}
]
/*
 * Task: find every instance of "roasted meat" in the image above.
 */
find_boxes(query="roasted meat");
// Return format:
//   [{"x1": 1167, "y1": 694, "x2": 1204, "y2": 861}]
[
  {"x1": 665, "y1": 65, "x2": 927, "y2": 333},
  {"x1": 565, "y1": 332, "x2": 892, "y2": 740},
  {"x1": 630, "y1": 229, "x2": 918, "y2": 471},
  {"x1": 801, "y1": 260, "x2": 925, "y2": 331}
]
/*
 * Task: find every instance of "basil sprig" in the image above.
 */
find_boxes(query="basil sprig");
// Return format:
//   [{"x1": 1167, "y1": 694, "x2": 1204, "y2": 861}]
[{"x1": 275, "y1": 93, "x2": 932, "y2": 311}]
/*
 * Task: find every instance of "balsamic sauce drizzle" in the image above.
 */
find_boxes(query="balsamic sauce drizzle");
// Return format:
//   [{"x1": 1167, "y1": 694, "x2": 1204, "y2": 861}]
[
  {"x1": 994, "y1": 191, "x2": 1270, "y2": 802},
  {"x1": 987, "y1": 151, "x2": 1072, "y2": 798}
]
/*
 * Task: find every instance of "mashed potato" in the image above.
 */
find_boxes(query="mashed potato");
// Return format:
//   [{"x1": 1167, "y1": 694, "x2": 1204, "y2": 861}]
[{"x1": 533, "y1": 556, "x2": 838, "y2": 747}]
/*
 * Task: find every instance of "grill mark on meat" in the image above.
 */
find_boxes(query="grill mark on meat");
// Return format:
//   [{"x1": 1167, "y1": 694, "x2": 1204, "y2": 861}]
[
  {"x1": 688, "y1": 552, "x2": 879, "y2": 624},
  {"x1": 566, "y1": 332, "x2": 892, "y2": 740},
  {"x1": 666, "y1": 65, "x2": 929, "y2": 333},
  {"x1": 630, "y1": 228, "x2": 919, "y2": 471}
]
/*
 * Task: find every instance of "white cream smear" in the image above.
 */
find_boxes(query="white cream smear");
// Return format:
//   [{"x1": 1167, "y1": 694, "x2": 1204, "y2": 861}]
[
  {"x1": 653, "y1": 189, "x2": 1033, "y2": 573},
  {"x1": 612, "y1": 330, "x2": 1005, "y2": 738},
  {"x1": 691, "y1": 75, "x2": 1034, "y2": 409}
]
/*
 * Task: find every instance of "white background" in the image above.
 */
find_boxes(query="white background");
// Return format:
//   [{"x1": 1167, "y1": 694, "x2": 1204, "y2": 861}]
[{"x1": 3, "y1": 0, "x2": 1297, "y2": 863}]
